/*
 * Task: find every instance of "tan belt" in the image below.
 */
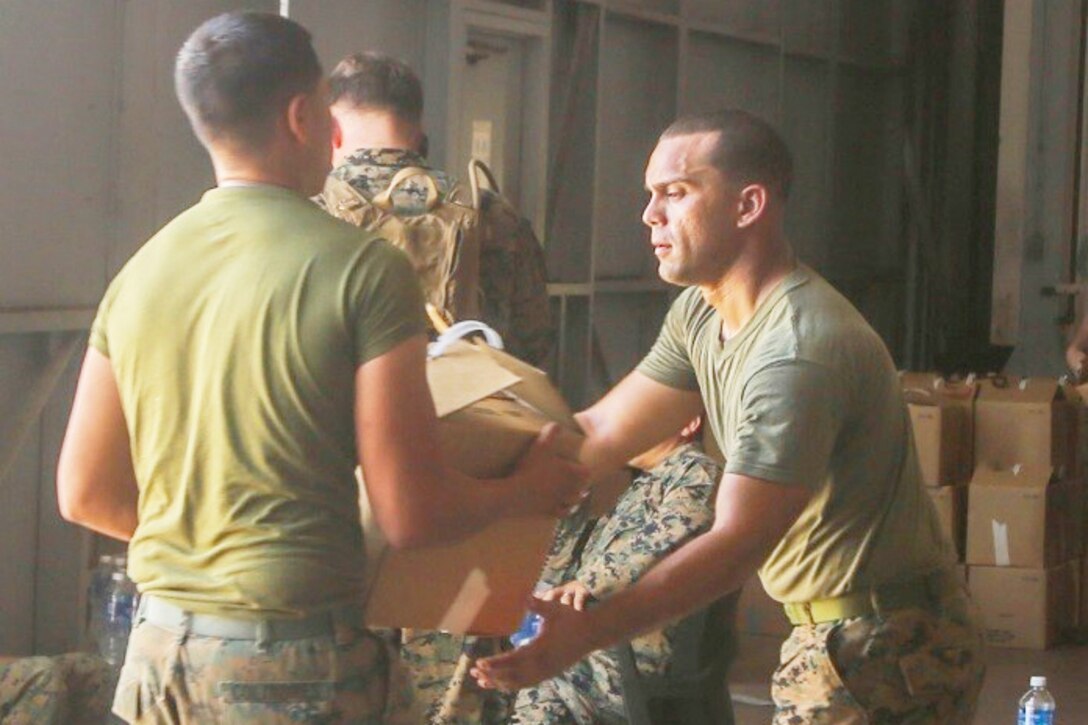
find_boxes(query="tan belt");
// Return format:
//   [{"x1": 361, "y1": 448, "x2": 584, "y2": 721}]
[
  {"x1": 783, "y1": 570, "x2": 952, "y2": 626},
  {"x1": 139, "y1": 595, "x2": 364, "y2": 642}
]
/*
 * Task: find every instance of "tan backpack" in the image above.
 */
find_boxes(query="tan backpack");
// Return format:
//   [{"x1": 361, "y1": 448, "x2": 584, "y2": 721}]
[{"x1": 321, "y1": 161, "x2": 500, "y2": 324}]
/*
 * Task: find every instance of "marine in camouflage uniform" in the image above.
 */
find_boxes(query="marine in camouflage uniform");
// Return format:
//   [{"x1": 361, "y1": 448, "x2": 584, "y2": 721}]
[
  {"x1": 514, "y1": 442, "x2": 721, "y2": 724},
  {"x1": 328, "y1": 147, "x2": 553, "y2": 724},
  {"x1": 0, "y1": 653, "x2": 113, "y2": 725},
  {"x1": 327, "y1": 148, "x2": 555, "y2": 365}
]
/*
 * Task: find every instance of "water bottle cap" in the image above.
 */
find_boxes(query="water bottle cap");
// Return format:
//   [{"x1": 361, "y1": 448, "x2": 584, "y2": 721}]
[{"x1": 1030, "y1": 676, "x2": 1047, "y2": 688}]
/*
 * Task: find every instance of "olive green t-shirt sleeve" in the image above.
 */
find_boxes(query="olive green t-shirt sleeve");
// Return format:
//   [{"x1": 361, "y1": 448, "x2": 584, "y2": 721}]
[
  {"x1": 636, "y1": 290, "x2": 700, "y2": 391},
  {"x1": 349, "y1": 240, "x2": 428, "y2": 366},
  {"x1": 725, "y1": 360, "x2": 842, "y2": 489},
  {"x1": 88, "y1": 274, "x2": 122, "y2": 358}
]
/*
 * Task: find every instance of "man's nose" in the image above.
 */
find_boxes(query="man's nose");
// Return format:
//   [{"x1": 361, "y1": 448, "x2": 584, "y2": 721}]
[{"x1": 642, "y1": 196, "x2": 663, "y2": 227}]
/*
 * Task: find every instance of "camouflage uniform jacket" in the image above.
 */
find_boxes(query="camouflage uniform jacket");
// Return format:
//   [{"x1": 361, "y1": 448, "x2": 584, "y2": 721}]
[
  {"x1": 328, "y1": 148, "x2": 555, "y2": 365},
  {"x1": 539, "y1": 442, "x2": 721, "y2": 677}
]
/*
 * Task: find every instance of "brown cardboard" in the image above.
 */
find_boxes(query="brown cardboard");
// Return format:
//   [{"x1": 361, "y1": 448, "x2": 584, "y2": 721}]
[
  {"x1": 926, "y1": 485, "x2": 966, "y2": 561},
  {"x1": 901, "y1": 374, "x2": 976, "y2": 486},
  {"x1": 1074, "y1": 553, "x2": 1083, "y2": 627},
  {"x1": 965, "y1": 466, "x2": 1080, "y2": 568},
  {"x1": 361, "y1": 339, "x2": 584, "y2": 635},
  {"x1": 969, "y1": 563, "x2": 1075, "y2": 649},
  {"x1": 737, "y1": 578, "x2": 792, "y2": 639},
  {"x1": 974, "y1": 376, "x2": 1078, "y2": 474}
]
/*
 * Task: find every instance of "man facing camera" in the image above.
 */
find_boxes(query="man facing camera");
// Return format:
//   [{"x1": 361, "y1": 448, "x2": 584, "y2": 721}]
[
  {"x1": 474, "y1": 110, "x2": 984, "y2": 724},
  {"x1": 56, "y1": 13, "x2": 585, "y2": 723}
]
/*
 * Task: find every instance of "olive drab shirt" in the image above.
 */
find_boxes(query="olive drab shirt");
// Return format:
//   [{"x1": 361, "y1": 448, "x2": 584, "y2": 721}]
[
  {"x1": 327, "y1": 148, "x2": 555, "y2": 365},
  {"x1": 637, "y1": 265, "x2": 950, "y2": 604},
  {"x1": 90, "y1": 186, "x2": 427, "y2": 617}
]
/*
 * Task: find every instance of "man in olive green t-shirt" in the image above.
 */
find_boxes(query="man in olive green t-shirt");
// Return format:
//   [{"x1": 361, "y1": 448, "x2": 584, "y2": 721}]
[
  {"x1": 474, "y1": 111, "x2": 984, "y2": 723},
  {"x1": 55, "y1": 12, "x2": 586, "y2": 724}
]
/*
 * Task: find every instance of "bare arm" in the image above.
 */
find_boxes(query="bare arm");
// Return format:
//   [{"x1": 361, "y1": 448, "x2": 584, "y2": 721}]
[
  {"x1": 575, "y1": 371, "x2": 703, "y2": 481},
  {"x1": 472, "y1": 470, "x2": 811, "y2": 690},
  {"x1": 356, "y1": 334, "x2": 587, "y2": 548},
  {"x1": 56, "y1": 349, "x2": 139, "y2": 542}
]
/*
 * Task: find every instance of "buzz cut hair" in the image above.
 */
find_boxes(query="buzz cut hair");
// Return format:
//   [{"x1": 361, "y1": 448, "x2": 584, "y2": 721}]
[
  {"x1": 661, "y1": 109, "x2": 794, "y2": 200},
  {"x1": 174, "y1": 11, "x2": 322, "y2": 149},
  {"x1": 328, "y1": 52, "x2": 423, "y2": 124}
]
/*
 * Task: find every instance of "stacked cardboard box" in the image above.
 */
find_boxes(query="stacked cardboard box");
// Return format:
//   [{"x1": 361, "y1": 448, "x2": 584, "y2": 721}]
[
  {"x1": 965, "y1": 376, "x2": 1084, "y2": 649},
  {"x1": 901, "y1": 373, "x2": 976, "y2": 562}
]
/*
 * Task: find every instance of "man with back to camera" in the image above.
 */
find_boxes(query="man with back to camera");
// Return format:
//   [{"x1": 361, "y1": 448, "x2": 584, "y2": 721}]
[
  {"x1": 323, "y1": 51, "x2": 555, "y2": 366},
  {"x1": 474, "y1": 110, "x2": 986, "y2": 724},
  {"x1": 54, "y1": 12, "x2": 586, "y2": 723}
]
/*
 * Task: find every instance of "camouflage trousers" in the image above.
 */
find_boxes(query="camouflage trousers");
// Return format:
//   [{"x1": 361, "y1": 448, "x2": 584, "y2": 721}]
[
  {"x1": 398, "y1": 630, "x2": 513, "y2": 724},
  {"x1": 112, "y1": 612, "x2": 418, "y2": 724},
  {"x1": 511, "y1": 648, "x2": 627, "y2": 725},
  {"x1": 0, "y1": 652, "x2": 114, "y2": 725},
  {"x1": 771, "y1": 591, "x2": 985, "y2": 724}
]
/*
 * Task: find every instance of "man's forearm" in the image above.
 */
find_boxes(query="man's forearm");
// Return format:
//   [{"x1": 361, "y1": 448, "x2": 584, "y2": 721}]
[{"x1": 579, "y1": 525, "x2": 759, "y2": 653}]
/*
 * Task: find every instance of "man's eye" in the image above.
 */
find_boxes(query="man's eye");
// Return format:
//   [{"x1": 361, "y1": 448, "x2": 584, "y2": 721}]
[{"x1": 666, "y1": 190, "x2": 684, "y2": 200}]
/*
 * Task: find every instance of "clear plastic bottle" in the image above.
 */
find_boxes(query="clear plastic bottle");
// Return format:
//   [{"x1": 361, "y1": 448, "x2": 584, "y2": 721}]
[
  {"x1": 1017, "y1": 675, "x2": 1056, "y2": 725},
  {"x1": 99, "y1": 558, "x2": 138, "y2": 668},
  {"x1": 86, "y1": 554, "x2": 119, "y2": 654}
]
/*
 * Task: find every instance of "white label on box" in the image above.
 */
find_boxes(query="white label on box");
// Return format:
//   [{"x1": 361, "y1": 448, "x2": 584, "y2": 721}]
[
  {"x1": 992, "y1": 520, "x2": 1011, "y2": 566},
  {"x1": 437, "y1": 567, "x2": 491, "y2": 632}
]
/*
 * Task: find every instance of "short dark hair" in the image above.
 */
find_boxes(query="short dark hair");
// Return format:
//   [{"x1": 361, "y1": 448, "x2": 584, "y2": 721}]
[
  {"x1": 175, "y1": 12, "x2": 322, "y2": 148},
  {"x1": 328, "y1": 52, "x2": 423, "y2": 124},
  {"x1": 661, "y1": 110, "x2": 794, "y2": 200}
]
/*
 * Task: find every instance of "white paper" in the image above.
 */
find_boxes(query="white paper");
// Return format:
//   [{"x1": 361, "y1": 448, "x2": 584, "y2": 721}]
[{"x1": 992, "y1": 520, "x2": 1011, "y2": 566}]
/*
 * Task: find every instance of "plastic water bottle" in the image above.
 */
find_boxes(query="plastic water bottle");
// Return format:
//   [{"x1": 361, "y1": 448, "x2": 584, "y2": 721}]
[
  {"x1": 509, "y1": 612, "x2": 542, "y2": 648},
  {"x1": 1018, "y1": 676, "x2": 1056, "y2": 724},
  {"x1": 100, "y1": 560, "x2": 138, "y2": 668},
  {"x1": 86, "y1": 554, "x2": 120, "y2": 653}
]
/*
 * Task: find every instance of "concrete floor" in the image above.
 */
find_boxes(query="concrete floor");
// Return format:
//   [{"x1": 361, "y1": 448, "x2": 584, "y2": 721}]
[{"x1": 728, "y1": 634, "x2": 1088, "y2": 723}]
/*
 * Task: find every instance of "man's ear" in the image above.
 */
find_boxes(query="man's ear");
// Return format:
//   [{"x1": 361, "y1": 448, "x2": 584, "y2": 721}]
[
  {"x1": 736, "y1": 184, "x2": 768, "y2": 228},
  {"x1": 285, "y1": 93, "x2": 309, "y2": 145},
  {"x1": 331, "y1": 114, "x2": 343, "y2": 150}
]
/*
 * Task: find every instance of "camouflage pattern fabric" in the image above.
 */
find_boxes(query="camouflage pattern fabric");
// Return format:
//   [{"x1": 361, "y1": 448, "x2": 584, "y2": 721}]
[
  {"x1": 0, "y1": 653, "x2": 113, "y2": 725},
  {"x1": 327, "y1": 148, "x2": 554, "y2": 365},
  {"x1": 514, "y1": 443, "x2": 721, "y2": 723},
  {"x1": 112, "y1": 615, "x2": 418, "y2": 724},
  {"x1": 771, "y1": 583, "x2": 985, "y2": 725},
  {"x1": 398, "y1": 630, "x2": 513, "y2": 724}
]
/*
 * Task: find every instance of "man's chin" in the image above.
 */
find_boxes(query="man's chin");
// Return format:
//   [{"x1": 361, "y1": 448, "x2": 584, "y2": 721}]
[{"x1": 656, "y1": 264, "x2": 687, "y2": 287}]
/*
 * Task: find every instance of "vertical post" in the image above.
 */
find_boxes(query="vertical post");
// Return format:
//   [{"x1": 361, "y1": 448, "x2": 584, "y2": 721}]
[{"x1": 990, "y1": 0, "x2": 1035, "y2": 346}]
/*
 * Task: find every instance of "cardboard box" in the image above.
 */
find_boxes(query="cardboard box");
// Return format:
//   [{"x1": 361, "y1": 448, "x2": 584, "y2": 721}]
[
  {"x1": 926, "y1": 484, "x2": 966, "y2": 561},
  {"x1": 361, "y1": 340, "x2": 583, "y2": 635},
  {"x1": 969, "y1": 562, "x2": 1075, "y2": 649},
  {"x1": 737, "y1": 578, "x2": 792, "y2": 639},
  {"x1": 901, "y1": 373, "x2": 976, "y2": 486},
  {"x1": 965, "y1": 465, "x2": 1081, "y2": 568},
  {"x1": 974, "y1": 376, "x2": 1078, "y2": 475}
]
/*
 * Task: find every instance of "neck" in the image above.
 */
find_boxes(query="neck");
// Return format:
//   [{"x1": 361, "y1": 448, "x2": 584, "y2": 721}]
[
  {"x1": 210, "y1": 144, "x2": 307, "y2": 195},
  {"x1": 334, "y1": 109, "x2": 421, "y2": 164},
  {"x1": 701, "y1": 232, "x2": 795, "y2": 339}
]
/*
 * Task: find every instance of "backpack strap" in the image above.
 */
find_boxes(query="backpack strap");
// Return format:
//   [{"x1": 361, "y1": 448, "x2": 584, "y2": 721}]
[
  {"x1": 467, "y1": 158, "x2": 501, "y2": 211},
  {"x1": 372, "y1": 166, "x2": 441, "y2": 212}
]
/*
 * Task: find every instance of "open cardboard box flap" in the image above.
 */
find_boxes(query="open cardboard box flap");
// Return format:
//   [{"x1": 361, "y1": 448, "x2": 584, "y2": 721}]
[
  {"x1": 977, "y1": 376, "x2": 1060, "y2": 404},
  {"x1": 970, "y1": 465, "x2": 1054, "y2": 489}
]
